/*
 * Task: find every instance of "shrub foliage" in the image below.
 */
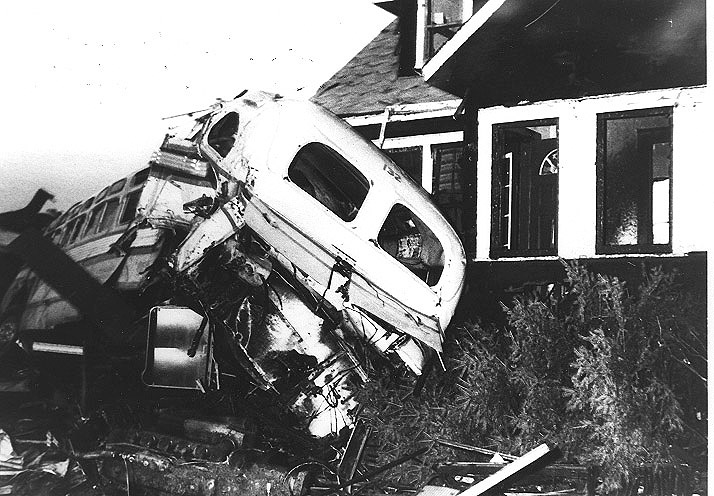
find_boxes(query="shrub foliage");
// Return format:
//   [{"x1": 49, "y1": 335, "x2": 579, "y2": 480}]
[{"x1": 356, "y1": 262, "x2": 706, "y2": 491}]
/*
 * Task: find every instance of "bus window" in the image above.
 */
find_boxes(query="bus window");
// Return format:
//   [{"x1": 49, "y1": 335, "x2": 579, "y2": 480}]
[
  {"x1": 50, "y1": 229, "x2": 63, "y2": 244},
  {"x1": 98, "y1": 198, "x2": 120, "y2": 232},
  {"x1": 378, "y1": 204, "x2": 444, "y2": 286},
  {"x1": 120, "y1": 190, "x2": 141, "y2": 224},
  {"x1": 68, "y1": 214, "x2": 86, "y2": 244},
  {"x1": 60, "y1": 218, "x2": 77, "y2": 246},
  {"x1": 207, "y1": 112, "x2": 239, "y2": 158},
  {"x1": 65, "y1": 202, "x2": 82, "y2": 218},
  {"x1": 84, "y1": 205, "x2": 103, "y2": 237},
  {"x1": 109, "y1": 179, "x2": 126, "y2": 195},
  {"x1": 288, "y1": 142, "x2": 369, "y2": 222},
  {"x1": 131, "y1": 168, "x2": 150, "y2": 187},
  {"x1": 96, "y1": 186, "x2": 110, "y2": 202}
]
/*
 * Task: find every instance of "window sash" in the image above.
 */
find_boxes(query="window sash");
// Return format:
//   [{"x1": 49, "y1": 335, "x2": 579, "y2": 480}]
[
  {"x1": 490, "y1": 119, "x2": 559, "y2": 258},
  {"x1": 596, "y1": 107, "x2": 673, "y2": 255}
]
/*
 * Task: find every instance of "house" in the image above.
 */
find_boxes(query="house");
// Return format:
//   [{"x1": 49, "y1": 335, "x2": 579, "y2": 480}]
[
  {"x1": 311, "y1": 0, "x2": 475, "y2": 251},
  {"x1": 416, "y1": 0, "x2": 708, "y2": 307}
]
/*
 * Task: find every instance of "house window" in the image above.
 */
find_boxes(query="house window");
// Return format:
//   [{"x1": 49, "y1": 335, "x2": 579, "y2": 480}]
[
  {"x1": 597, "y1": 108, "x2": 672, "y2": 253},
  {"x1": 386, "y1": 147, "x2": 422, "y2": 185},
  {"x1": 491, "y1": 120, "x2": 559, "y2": 257},
  {"x1": 378, "y1": 204, "x2": 444, "y2": 286},
  {"x1": 425, "y1": 0, "x2": 468, "y2": 59},
  {"x1": 432, "y1": 143, "x2": 463, "y2": 236},
  {"x1": 288, "y1": 142, "x2": 370, "y2": 222}
]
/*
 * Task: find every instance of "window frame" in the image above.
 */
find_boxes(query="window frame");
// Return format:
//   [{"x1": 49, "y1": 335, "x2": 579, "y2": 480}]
[
  {"x1": 67, "y1": 214, "x2": 87, "y2": 245},
  {"x1": 287, "y1": 142, "x2": 370, "y2": 223},
  {"x1": 490, "y1": 118, "x2": 559, "y2": 259},
  {"x1": 97, "y1": 197, "x2": 121, "y2": 233},
  {"x1": 376, "y1": 202, "x2": 445, "y2": 288},
  {"x1": 384, "y1": 146, "x2": 423, "y2": 187},
  {"x1": 83, "y1": 203, "x2": 105, "y2": 238},
  {"x1": 595, "y1": 107, "x2": 673, "y2": 255}
]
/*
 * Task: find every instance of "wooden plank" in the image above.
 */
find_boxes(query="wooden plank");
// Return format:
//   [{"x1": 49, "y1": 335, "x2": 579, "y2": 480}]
[
  {"x1": 7, "y1": 228, "x2": 135, "y2": 345},
  {"x1": 458, "y1": 444, "x2": 556, "y2": 496},
  {"x1": 440, "y1": 462, "x2": 589, "y2": 480}
]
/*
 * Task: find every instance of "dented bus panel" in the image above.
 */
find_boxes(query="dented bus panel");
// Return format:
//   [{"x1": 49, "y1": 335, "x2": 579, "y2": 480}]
[{"x1": 0, "y1": 91, "x2": 466, "y2": 439}]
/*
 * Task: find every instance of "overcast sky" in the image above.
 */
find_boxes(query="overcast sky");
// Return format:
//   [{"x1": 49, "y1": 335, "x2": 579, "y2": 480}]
[{"x1": 0, "y1": 0, "x2": 393, "y2": 213}]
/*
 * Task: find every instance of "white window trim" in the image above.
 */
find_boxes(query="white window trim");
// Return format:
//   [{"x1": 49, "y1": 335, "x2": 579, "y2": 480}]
[
  {"x1": 378, "y1": 131, "x2": 464, "y2": 193},
  {"x1": 474, "y1": 85, "x2": 707, "y2": 261}
]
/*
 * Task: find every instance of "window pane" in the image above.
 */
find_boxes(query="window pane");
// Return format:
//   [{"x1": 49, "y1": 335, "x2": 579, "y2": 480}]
[
  {"x1": 378, "y1": 204, "x2": 444, "y2": 286},
  {"x1": 69, "y1": 214, "x2": 86, "y2": 244},
  {"x1": 432, "y1": 143, "x2": 463, "y2": 235},
  {"x1": 99, "y1": 199, "x2": 120, "y2": 232},
  {"x1": 120, "y1": 190, "x2": 141, "y2": 224},
  {"x1": 96, "y1": 186, "x2": 110, "y2": 202},
  {"x1": 60, "y1": 219, "x2": 76, "y2": 246},
  {"x1": 600, "y1": 110, "x2": 671, "y2": 248},
  {"x1": 492, "y1": 121, "x2": 558, "y2": 255},
  {"x1": 84, "y1": 205, "x2": 103, "y2": 236},
  {"x1": 386, "y1": 147, "x2": 422, "y2": 185},
  {"x1": 108, "y1": 179, "x2": 126, "y2": 195},
  {"x1": 131, "y1": 168, "x2": 150, "y2": 187},
  {"x1": 288, "y1": 142, "x2": 369, "y2": 222}
]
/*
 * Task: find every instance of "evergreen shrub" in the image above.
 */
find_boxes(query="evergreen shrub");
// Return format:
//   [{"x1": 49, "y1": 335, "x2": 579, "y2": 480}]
[{"x1": 356, "y1": 262, "x2": 706, "y2": 491}]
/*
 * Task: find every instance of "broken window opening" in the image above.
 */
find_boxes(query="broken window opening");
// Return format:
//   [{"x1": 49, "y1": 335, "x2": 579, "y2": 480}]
[
  {"x1": 288, "y1": 142, "x2": 370, "y2": 222},
  {"x1": 120, "y1": 190, "x2": 142, "y2": 224},
  {"x1": 84, "y1": 204, "x2": 103, "y2": 238},
  {"x1": 68, "y1": 214, "x2": 86, "y2": 245},
  {"x1": 49, "y1": 229, "x2": 62, "y2": 244},
  {"x1": 59, "y1": 218, "x2": 76, "y2": 246},
  {"x1": 207, "y1": 112, "x2": 239, "y2": 158},
  {"x1": 131, "y1": 168, "x2": 150, "y2": 187},
  {"x1": 96, "y1": 186, "x2": 111, "y2": 202},
  {"x1": 378, "y1": 204, "x2": 444, "y2": 287},
  {"x1": 491, "y1": 120, "x2": 559, "y2": 257},
  {"x1": 98, "y1": 198, "x2": 120, "y2": 233},
  {"x1": 108, "y1": 179, "x2": 126, "y2": 195},
  {"x1": 597, "y1": 107, "x2": 672, "y2": 253}
]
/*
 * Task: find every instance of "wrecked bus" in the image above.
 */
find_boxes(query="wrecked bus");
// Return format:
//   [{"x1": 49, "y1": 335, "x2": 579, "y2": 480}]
[{"x1": 0, "y1": 91, "x2": 466, "y2": 443}]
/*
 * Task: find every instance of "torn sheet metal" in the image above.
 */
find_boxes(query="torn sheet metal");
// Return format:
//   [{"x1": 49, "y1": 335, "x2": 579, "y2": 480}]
[{"x1": 1, "y1": 90, "x2": 466, "y2": 442}]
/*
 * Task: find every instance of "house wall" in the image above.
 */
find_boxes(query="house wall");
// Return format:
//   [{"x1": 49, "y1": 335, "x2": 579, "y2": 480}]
[{"x1": 474, "y1": 85, "x2": 708, "y2": 261}]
